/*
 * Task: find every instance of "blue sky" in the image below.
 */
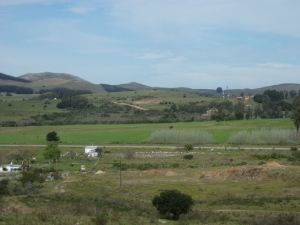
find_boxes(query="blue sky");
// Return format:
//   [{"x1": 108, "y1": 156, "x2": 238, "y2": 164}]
[{"x1": 0, "y1": 0, "x2": 299, "y2": 89}]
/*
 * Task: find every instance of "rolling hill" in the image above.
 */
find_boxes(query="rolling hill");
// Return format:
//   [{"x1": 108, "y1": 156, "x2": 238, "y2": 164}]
[
  {"x1": 0, "y1": 71, "x2": 299, "y2": 94},
  {"x1": 0, "y1": 72, "x2": 106, "y2": 93}
]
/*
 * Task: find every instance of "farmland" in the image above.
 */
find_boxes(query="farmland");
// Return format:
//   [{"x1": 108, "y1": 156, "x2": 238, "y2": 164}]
[
  {"x1": 1, "y1": 88, "x2": 300, "y2": 224},
  {"x1": 0, "y1": 118, "x2": 295, "y2": 145}
]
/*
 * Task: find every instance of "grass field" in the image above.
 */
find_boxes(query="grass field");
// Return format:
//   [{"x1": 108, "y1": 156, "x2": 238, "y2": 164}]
[{"x1": 0, "y1": 118, "x2": 295, "y2": 145}]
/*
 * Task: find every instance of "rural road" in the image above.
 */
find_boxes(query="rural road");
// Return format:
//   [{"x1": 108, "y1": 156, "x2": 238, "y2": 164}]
[{"x1": 0, "y1": 144, "x2": 291, "y2": 151}]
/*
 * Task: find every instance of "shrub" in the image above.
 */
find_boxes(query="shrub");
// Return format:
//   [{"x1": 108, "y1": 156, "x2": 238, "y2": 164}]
[
  {"x1": 171, "y1": 163, "x2": 180, "y2": 168},
  {"x1": 0, "y1": 179, "x2": 9, "y2": 195},
  {"x1": 91, "y1": 213, "x2": 109, "y2": 225},
  {"x1": 183, "y1": 154, "x2": 193, "y2": 160},
  {"x1": 185, "y1": 144, "x2": 194, "y2": 151},
  {"x1": 290, "y1": 146, "x2": 298, "y2": 151}
]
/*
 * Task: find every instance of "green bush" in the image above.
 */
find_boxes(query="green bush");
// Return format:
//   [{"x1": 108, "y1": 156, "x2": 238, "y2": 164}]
[
  {"x1": 171, "y1": 163, "x2": 180, "y2": 168},
  {"x1": 185, "y1": 144, "x2": 194, "y2": 151},
  {"x1": 290, "y1": 146, "x2": 298, "y2": 151},
  {"x1": 183, "y1": 154, "x2": 194, "y2": 160},
  {"x1": 91, "y1": 213, "x2": 109, "y2": 225}
]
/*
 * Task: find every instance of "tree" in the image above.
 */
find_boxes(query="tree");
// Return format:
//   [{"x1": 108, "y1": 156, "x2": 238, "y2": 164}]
[
  {"x1": 46, "y1": 131, "x2": 60, "y2": 142},
  {"x1": 234, "y1": 101, "x2": 245, "y2": 120},
  {"x1": 292, "y1": 97, "x2": 300, "y2": 134},
  {"x1": 289, "y1": 90, "x2": 297, "y2": 98},
  {"x1": 43, "y1": 142, "x2": 61, "y2": 162},
  {"x1": 216, "y1": 87, "x2": 223, "y2": 94},
  {"x1": 152, "y1": 189, "x2": 194, "y2": 220},
  {"x1": 292, "y1": 107, "x2": 300, "y2": 134}
]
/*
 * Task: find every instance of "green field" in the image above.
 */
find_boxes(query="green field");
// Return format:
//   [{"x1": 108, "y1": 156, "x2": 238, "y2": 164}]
[{"x1": 0, "y1": 118, "x2": 295, "y2": 145}]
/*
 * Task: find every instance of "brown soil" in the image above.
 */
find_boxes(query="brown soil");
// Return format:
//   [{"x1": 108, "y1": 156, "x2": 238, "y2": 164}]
[
  {"x1": 140, "y1": 169, "x2": 179, "y2": 177},
  {"x1": 95, "y1": 170, "x2": 106, "y2": 174},
  {"x1": 113, "y1": 101, "x2": 148, "y2": 110},
  {"x1": 198, "y1": 162, "x2": 286, "y2": 181},
  {"x1": 134, "y1": 99, "x2": 161, "y2": 104}
]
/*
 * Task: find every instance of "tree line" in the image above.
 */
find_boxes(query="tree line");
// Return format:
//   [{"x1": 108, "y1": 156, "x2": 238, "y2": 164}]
[{"x1": 0, "y1": 85, "x2": 34, "y2": 94}]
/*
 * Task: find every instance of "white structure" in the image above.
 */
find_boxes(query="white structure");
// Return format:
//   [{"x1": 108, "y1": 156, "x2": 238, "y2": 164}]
[
  {"x1": 0, "y1": 162, "x2": 22, "y2": 173},
  {"x1": 85, "y1": 146, "x2": 98, "y2": 154},
  {"x1": 88, "y1": 150, "x2": 98, "y2": 158}
]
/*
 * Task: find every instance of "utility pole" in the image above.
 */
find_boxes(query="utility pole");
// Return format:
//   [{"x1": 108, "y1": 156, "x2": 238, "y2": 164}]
[{"x1": 119, "y1": 156, "x2": 122, "y2": 188}]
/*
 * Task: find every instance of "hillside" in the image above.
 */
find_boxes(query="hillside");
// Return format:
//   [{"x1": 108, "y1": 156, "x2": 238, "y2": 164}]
[
  {"x1": 117, "y1": 82, "x2": 152, "y2": 91},
  {"x1": 15, "y1": 72, "x2": 106, "y2": 93},
  {"x1": 19, "y1": 72, "x2": 88, "y2": 83},
  {"x1": 1, "y1": 71, "x2": 299, "y2": 95},
  {"x1": 0, "y1": 72, "x2": 31, "y2": 83}
]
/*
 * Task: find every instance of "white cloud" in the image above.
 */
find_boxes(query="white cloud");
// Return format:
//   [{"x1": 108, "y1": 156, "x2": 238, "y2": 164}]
[{"x1": 257, "y1": 63, "x2": 292, "y2": 69}]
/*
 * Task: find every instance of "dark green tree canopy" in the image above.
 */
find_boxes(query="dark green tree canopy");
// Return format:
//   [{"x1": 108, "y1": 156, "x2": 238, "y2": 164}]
[
  {"x1": 46, "y1": 131, "x2": 60, "y2": 142},
  {"x1": 216, "y1": 87, "x2": 223, "y2": 94},
  {"x1": 292, "y1": 96, "x2": 300, "y2": 133},
  {"x1": 152, "y1": 189, "x2": 194, "y2": 220}
]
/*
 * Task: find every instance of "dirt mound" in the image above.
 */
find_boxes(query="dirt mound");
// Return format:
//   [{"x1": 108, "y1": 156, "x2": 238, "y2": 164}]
[
  {"x1": 264, "y1": 162, "x2": 284, "y2": 168},
  {"x1": 140, "y1": 169, "x2": 178, "y2": 177},
  {"x1": 95, "y1": 170, "x2": 105, "y2": 175},
  {"x1": 198, "y1": 162, "x2": 285, "y2": 181}
]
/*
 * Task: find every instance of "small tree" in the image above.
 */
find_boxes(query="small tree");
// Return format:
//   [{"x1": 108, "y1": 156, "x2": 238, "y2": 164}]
[
  {"x1": 152, "y1": 189, "x2": 194, "y2": 220},
  {"x1": 20, "y1": 172, "x2": 44, "y2": 187},
  {"x1": 46, "y1": 131, "x2": 60, "y2": 142},
  {"x1": 43, "y1": 142, "x2": 61, "y2": 163},
  {"x1": 292, "y1": 107, "x2": 300, "y2": 134},
  {"x1": 95, "y1": 147, "x2": 103, "y2": 157},
  {"x1": 185, "y1": 144, "x2": 193, "y2": 151}
]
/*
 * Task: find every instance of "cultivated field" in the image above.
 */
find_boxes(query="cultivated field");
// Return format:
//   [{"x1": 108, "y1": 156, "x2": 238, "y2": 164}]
[{"x1": 0, "y1": 118, "x2": 295, "y2": 146}]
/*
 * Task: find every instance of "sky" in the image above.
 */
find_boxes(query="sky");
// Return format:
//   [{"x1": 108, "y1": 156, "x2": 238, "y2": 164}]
[{"x1": 0, "y1": 0, "x2": 299, "y2": 89}]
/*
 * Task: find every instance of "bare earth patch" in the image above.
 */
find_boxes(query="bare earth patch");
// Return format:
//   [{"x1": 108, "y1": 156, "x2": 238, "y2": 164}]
[
  {"x1": 198, "y1": 162, "x2": 286, "y2": 181},
  {"x1": 95, "y1": 170, "x2": 106, "y2": 174},
  {"x1": 133, "y1": 99, "x2": 161, "y2": 105},
  {"x1": 140, "y1": 169, "x2": 179, "y2": 177}
]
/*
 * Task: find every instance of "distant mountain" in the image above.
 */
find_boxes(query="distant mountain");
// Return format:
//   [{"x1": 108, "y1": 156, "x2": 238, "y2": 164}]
[
  {"x1": 223, "y1": 83, "x2": 300, "y2": 96},
  {"x1": 117, "y1": 82, "x2": 152, "y2": 91},
  {"x1": 1, "y1": 71, "x2": 300, "y2": 95},
  {"x1": 101, "y1": 84, "x2": 133, "y2": 92},
  {"x1": 19, "y1": 72, "x2": 89, "y2": 83},
  {"x1": 15, "y1": 72, "x2": 106, "y2": 93},
  {"x1": 0, "y1": 72, "x2": 31, "y2": 83}
]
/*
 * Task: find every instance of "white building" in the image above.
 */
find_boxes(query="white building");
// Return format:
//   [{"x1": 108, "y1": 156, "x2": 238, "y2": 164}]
[
  {"x1": 0, "y1": 162, "x2": 22, "y2": 173},
  {"x1": 88, "y1": 150, "x2": 98, "y2": 158},
  {"x1": 85, "y1": 146, "x2": 98, "y2": 154}
]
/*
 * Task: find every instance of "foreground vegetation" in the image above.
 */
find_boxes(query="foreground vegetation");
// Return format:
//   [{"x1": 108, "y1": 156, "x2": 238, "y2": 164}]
[{"x1": 1, "y1": 146, "x2": 300, "y2": 224}]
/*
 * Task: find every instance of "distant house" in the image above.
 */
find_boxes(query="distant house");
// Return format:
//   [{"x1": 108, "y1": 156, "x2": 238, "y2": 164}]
[
  {"x1": 85, "y1": 146, "x2": 98, "y2": 154},
  {"x1": 0, "y1": 162, "x2": 22, "y2": 173}
]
